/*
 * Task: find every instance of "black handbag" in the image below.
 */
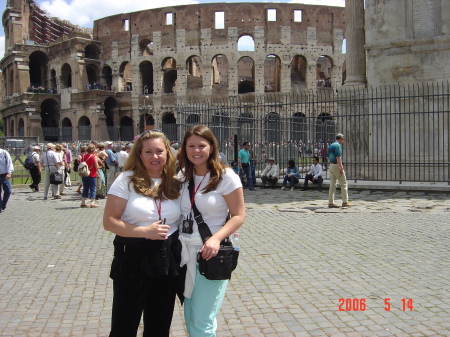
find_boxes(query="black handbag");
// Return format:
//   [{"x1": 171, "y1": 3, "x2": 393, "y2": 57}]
[
  {"x1": 50, "y1": 171, "x2": 63, "y2": 185},
  {"x1": 189, "y1": 177, "x2": 239, "y2": 280}
]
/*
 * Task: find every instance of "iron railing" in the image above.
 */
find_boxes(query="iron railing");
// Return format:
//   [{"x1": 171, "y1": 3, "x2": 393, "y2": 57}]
[{"x1": 175, "y1": 82, "x2": 450, "y2": 183}]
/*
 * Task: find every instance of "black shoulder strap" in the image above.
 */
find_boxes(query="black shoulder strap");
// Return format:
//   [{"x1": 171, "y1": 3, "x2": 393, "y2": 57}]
[{"x1": 188, "y1": 175, "x2": 213, "y2": 244}]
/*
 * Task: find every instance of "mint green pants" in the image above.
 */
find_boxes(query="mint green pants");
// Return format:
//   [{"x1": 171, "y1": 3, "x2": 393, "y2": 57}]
[{"x1": 184, "y1": 264, "x2": 228, "y2": 337}]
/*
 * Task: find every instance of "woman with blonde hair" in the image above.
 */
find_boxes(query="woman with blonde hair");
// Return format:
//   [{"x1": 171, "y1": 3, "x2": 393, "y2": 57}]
[
  {"x1": 103, "y1": 130, "x2": 183, "y2": 337},
  {"x1": 178, "y1": 125, "x2": 245, "y2": 336}
]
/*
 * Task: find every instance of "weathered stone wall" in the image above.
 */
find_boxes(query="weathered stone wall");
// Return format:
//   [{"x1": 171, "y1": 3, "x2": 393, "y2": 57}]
[{"x1": 365, "y1": 0, "x2": 450, "y2": 86}]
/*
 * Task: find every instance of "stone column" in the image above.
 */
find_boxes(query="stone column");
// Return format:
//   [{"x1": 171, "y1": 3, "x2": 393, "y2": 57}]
[{"x1": 344, "y1": 0, "x2": 366, "y2": 87}]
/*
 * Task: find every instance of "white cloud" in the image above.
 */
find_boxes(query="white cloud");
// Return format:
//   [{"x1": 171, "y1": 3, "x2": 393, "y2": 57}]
[{"x1": 39, "y1": 0, "x2": 200, "y2": 27}]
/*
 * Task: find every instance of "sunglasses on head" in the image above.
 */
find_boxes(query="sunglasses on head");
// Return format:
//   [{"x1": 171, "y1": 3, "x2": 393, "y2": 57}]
[{"x1": 139, "y1": 129, "x2": 163, "y2": 138}]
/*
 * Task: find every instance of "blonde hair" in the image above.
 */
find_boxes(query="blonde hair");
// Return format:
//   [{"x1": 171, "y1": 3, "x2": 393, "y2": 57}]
[
  {"x1": 124, "y1": 130, "x2": 180, "y2": 200},
  {"x1": 179, "y1": 125, "x2": 225, "y2": 193}
]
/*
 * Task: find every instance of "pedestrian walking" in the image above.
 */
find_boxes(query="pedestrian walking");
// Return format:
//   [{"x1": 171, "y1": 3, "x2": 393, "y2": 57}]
[
  {"x1": 0, "y1": 146, "x2": 14, "y2": 212},
  {"x1": 327, "y1": 133, "x2": 350, "y2": 208}
]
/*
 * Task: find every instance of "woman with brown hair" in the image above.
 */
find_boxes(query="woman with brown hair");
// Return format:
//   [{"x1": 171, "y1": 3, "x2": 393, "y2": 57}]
[
  {"x1": 178, "y1": 125, "x2": 245, "y2": 336},
  {"x1": 103, "y1": 130, "x2": 183, "y2": 337}
]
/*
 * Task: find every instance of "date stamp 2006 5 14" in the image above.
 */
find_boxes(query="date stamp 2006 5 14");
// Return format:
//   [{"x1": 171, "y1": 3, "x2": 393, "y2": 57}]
[{"x1": 338, "y1": 298, "x2": 414, "y2": 311}]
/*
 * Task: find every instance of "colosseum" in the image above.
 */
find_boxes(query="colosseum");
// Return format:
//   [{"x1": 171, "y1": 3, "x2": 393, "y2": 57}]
[{"x1": 1, "y1": 0, "x2": 346, "y2": 143}]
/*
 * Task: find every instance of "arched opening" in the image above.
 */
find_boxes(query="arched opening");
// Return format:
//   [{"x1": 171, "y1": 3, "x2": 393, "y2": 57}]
[
  {"x1": 237, "y1": 112, "x2": 254, "y2": 146},
  {"x1": 162, "y1": 112, "x2": 177, "y2": 141},
  {"x1": 85, "y1": 44, "x2": 100, "y2": 59},
  {"x1": 316, "y1": 56, "x2": 333, "y2": 88},
  {"x1": 139, "y1": 61, "x2": 153, "y2": 94},
  {"x1": 40, "y1": 99, "x2": 60, "y2": 142},
  {"x1": 291, "y1": 55, "x2": 307, "y2": 91},
  {"x1": 139, "y1": 38, "x2": 153, "y2": 56},
  {"x1": 186, "y1": 114, "x2": 200, "y2": 126},
  {"x1": 212, "y1": 54, "x2": 228, "y2": 96},
  {"x1": 61, "y1": 117, "x2": 72, "y2": 142},
  {"x1": 315, "y1": 113, "x2": 336, "y2": 144},
  {"x1": 61, "y1": 63, "x2": 72, "y2": 88},
  {"x1": 50, "y1": 69, "x2": 57, "y2": 91},
  {"x1": 264, "y1": 54, "x2": 281, "y2": 92},
  {"x1": 210, "y1": 113, "x2": 229, "y2": 148},
  {"x1": 18, "y1": 118, "x2": 25, "y2": 137},
  {"x1": 238, "y1": 57, "x2": 255, "y2": 94},
  {"x1": 120, "y1": 116, "x2": 134, "y2": 141},
  {"x1": 291, "y1": 113, "x2": 307, "y2": 143},
  {"x1": 102, "y1": 65, "x2": 113, "y2": 89},
  {"x1": 119, "y1": 61, "x2": 132, "y2": 91},
  {"x1": 140, "y1": 114, "x2": 155, "y2": 133},
  {"x1": 78, "y1": 116, "x2": 91, "y2": 141},
  {"x1": 186, "y1": 55, "x2": 203, "y2": 90},
  {"x1": 29, "y1": 51, "x2": 49, "y2": 88},
  {"x1": 264, "y1": 112, "x2": 281, "y2": 143},
  {"x1": 104, "y1": 97, "x2": 118, "y2": 140},
  {"x1": 86, "y1": 64, "x2": 99, "y2": 87},
  {"x1": 237, "y1": 35, "x2": 255, "y2": 51},
  {"x1": 162, "y1": 58, "x2": 177, "y2": 94},
  {"x1": 10, "y1": 120, "x2": 14, "y2": 137}
]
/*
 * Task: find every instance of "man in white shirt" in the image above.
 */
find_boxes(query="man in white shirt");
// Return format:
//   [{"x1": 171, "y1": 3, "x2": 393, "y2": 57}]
[
  {"x1": 0, "y1": 147, "x2": 14, "y2": 212},
  {"x1": 261, "y1": 157, "x2": 280, "y2": 189},
  {"x1": 41, "y1": 143, "x2": 63, "y2": 200},
  {"x1": 301, "y1": 156, "x2": 323, "y2": 191},
  {"x1": 117, "y1": 144, "x2": 131, "y2": 171}
]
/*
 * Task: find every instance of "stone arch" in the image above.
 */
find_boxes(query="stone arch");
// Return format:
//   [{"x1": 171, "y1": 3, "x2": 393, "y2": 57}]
[
  {"x1": 29, "y1": 51, "x2": 49, "y2": 88},
  {"x1": 162, "y1": 57, "x2": 177, "y2": 94},
  {"x1": 315, "y1": 113, "x2": 336, "y2": 143},
  {"x1": 61, "y1": 117, "x2": 73, "y2": 142},
  {"x1": 291, "y1": 55, "x2": 307, "y2": 91},
  {"x1": 237, "y1": 34, "x2": 255, "y2": 51},
  {"x1": 211, "y1": 54, "x2": 228, "y2": 91},
  {"x1": 264, "y1": 112, "x2": 281, "y2": 143},
  {"x1": 86, "y1": 64, "x2": 100, "y2": 87},
  {"x1": 40, "y1": 98, "x2": 60, "y2": 142},
  {"x1": 316, "y1": 55, "x2": 333, "y2": 88},
  {"x1": 264, "y1": 54, "x2": 281, "y2": 92},
  {"x1": 85, "y1": 44, "x2": 100, "y2": 59},
  {"x1": 139, "y1": 61, "x2": 153, "y2": 94},
  {"x1": 120, "y1": 116, "x2": 134, "y2": 141},
  {"x1": 102, "y1": 65, "x2": 113, "y2": 89},
  {"x1": 78, "y1": 116, "x2": 91, "y2": 141},
  {"x1": 186, "y1": 55, "x2": 203, "y2": 90},
  {"x1": 18, "y1": 118, "x2": 25, "y2": 137},
  {"x1": 139, "y1": 38, "x2": 153, "y2": 56},
  {"x1": 119, "y1": 61, "x2": 132, "y2": 91},
  {"x1": 61, "y1": 63, "x2": 72, "y2": 88},
  {"x1": 162, "y1": 112, "x2": 177, "y2": 141},
  {"x1": 291, "y1": 112, "x2": 307, "y2": 142},
  {"x1": 140, "y1": 114, "x2": 155, "y2": 133},
  {"x1": 238, "y1": 56, "x2": 255, "y2": 94}
]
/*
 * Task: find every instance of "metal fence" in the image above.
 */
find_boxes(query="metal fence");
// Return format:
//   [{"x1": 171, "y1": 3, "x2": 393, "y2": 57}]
[{"x1": 176, "y1": 82, "x2": 450, "y2": 183}]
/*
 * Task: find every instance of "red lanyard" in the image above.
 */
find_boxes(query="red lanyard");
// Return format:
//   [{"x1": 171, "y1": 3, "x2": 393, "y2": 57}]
[
  {"x1": 154, "y1": 198, "x2": 162, "y2": 220},
  {"x1": 190, "y1": 172, "x2": 209, "y2": 209}
]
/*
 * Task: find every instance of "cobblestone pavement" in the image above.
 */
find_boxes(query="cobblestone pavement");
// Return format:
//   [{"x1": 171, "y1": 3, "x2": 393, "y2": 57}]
[{"x1": 0, "y1": 185, "x2": 449, "y2": 336}]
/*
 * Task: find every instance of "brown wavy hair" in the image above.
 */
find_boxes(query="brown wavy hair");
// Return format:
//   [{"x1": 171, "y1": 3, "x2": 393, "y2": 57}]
[
  {"x1": 123, "y1": 130, "x2": 180, "y2": 200},
  {"x1": 179, "y1": 125, "x2": 225, "y2": 193}
]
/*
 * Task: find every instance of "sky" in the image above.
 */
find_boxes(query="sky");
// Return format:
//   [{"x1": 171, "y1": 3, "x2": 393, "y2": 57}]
[{"x1": 0, "y1": 0, "x2": 345, "y2": 58}]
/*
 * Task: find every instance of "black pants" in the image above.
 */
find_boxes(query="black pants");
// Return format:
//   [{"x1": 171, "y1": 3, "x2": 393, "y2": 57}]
[
  {"x1": 262, "y1": 175, "x2": 278, "y2": 187},
  {"x1": 30, "y1": 166, "x2": 41, "y2": 190},
  {"x1": 304, "y1": 174, "x2": 323, "y2": 188},
  {"x1": 110, "y1": 275, "x2": 178, "y2": 337}
]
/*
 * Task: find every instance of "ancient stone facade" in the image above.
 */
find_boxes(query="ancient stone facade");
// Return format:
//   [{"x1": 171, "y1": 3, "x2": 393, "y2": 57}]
[{"x1": 1, "y1": 1, "x2": 345, "y2": 142}]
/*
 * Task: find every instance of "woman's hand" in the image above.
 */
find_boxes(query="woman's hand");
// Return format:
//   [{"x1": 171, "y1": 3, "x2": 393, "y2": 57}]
[
  {"x1": 200, "y1": 237, "x2": 221, "y2": 260},
  {"x1": 145, "y1": 220, "x2": 170, "y2": 240}
]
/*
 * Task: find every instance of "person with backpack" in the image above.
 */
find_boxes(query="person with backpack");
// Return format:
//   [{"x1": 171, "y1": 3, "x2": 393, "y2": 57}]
[
  {"x1": 0, "y1": 146, "x2": 14, "y2": 213},
  {"x1": 28, "y1": 146, "x2": 42, "y2": 192}
]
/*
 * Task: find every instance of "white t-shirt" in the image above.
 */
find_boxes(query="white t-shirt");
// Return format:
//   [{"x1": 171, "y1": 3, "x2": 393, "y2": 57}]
[
  {"x1": 108, "y1": 171, "x2": 182, "y2": 236},
  {"x1": 179, "y1": 167, "x2": 242, "y2": 235}
]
